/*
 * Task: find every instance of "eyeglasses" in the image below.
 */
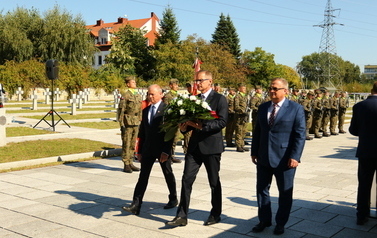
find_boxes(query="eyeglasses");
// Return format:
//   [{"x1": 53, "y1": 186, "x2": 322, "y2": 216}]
[
  {"x1": 268, "y1": 87, "x2": 285, "y2": 92},
  {"x1": 194, "y1": 79, "x2": 210, "y2": 83}
]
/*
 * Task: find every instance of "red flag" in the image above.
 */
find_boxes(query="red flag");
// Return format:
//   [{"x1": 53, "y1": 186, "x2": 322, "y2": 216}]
[{"x1": 192, "y1": 58, "x2": 202, "y2": 95}]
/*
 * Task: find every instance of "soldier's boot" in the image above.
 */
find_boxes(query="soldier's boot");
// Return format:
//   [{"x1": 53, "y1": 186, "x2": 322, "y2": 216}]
[
  {"x1": 314, "y1": 128, "x2": 322, "y2": 138},
  {"x1": 331, "y1": 131, "x2": 338, "y2": 135},
  {"x1": 305, "y1": 129, "x2": 313, "y2": 140},
  {"x1": 236, "y1": 147, "x2": 244, "y2": 152},
  {"x1": 123, "y1": 164, "x2": 133, "y2": 173},
  {"x1": 322, "y1": 132, "x2": 330, "y2": 137},
  {"x1": 130, "y1": 163, "x2": 140, "y2": 172},
  {"x1": 339, "y1": 129, "x2": 346, "y2": 134}
]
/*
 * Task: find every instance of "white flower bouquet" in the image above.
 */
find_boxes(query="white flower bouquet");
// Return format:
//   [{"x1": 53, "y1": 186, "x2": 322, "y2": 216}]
[{"x1": 161, "y1": 94, "x2": 218, "y2": 141}]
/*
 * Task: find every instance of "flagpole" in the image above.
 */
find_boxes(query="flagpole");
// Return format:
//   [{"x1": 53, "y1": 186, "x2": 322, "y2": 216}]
[{"x1": 192, "y1": 47, "x2": 200, "y2": 95}]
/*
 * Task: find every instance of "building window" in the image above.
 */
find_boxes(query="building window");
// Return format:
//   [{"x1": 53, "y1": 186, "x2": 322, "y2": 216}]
[{"x1": 98, "y1": 56, "x2": 102, "y2": 65}]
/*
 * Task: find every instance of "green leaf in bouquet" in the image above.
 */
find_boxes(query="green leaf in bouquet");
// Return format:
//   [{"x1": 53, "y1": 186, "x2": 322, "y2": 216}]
[{"x1": 164, "y1": 125, "x2": 178, "y2": 142}]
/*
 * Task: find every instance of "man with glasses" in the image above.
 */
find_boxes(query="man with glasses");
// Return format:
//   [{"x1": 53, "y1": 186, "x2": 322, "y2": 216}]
[
  {"x1": 251, "y1": 78, "x2": 306, "y2": 235},
  {"x1": 166, "y1": 70, "x2": 228, "y2": 227}
]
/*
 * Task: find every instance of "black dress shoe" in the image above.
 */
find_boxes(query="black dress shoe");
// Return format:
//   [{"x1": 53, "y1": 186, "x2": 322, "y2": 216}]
[
  {"x1": 166, "y1": 217, "x2": 187, "y2": 226},
  {"x1": 164, "y1": 199, "x2": 178, "y2": 209},
  {"x1": 357, "y1": 217, "x2": 369, "y2": 225},
  {"x1": 122, "y1": 204, "x2": 140, "y2": 215},
  {"x1": 274, "y1": 225, "x2": 285, "y2": 235},
  {"x1": 251, "y1": 221, "x2": 272, "y2": 233},
  {"x1": 204, "y1": 215, "x2": 221, "y2": 226},
  {"x1": 171, "y1": 158, "x2": 182, "y2": 163}
]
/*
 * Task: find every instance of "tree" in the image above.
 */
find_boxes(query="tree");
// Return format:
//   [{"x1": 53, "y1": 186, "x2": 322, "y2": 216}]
[
  {"x1": 155, "y1": 6, "x2": 181, "y2": 47},
  {"x1": 211, "y1": 13, "x2": 241, "y2": 59},
  {"x1": 106, "y1": 24, "x2": 156, "y2": 81},
  {"x1": 241, "y1": 47, "x2": 278, "y2": 87},
  {"x1": 0, "y1": 6, "x2": 96, "y2": 65},
  {"x1": 297, "y1": 52, "x2": 361, "y2": 88},
  {"x1": 275, "y1": 64, "x2": 302, "y2": 89}
]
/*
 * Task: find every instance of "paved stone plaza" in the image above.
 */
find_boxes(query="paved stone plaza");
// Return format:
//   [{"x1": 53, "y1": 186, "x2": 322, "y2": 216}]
[{"x1": 1, "y1": 115, "x2": 377, "y2": 237}]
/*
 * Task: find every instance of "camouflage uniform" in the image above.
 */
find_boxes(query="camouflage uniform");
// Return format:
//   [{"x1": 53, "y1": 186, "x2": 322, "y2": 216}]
[
  {"x1": 118, "y1": 89, "x2": 142, "y2": 169},
  {"x1": 249, "y1": 92, "x2": 264, "y2": 133},
  {"x1": 300, "y1": 91, "x2": 314, "y2": 140},
  {"x1": 321, "y1": 93, "x2": 331, "y2": 136},
  {"x1": 338, "y1": 93, "x2": 348, "y2": 133},
  {"x1": 312, "y1": 91, "x2": 323, "y2": 138},
  {"x1": 225, "y1": 93, "x2": 236, "y2": 146},
  {"x1": 234, "y1": 92, "x2": 248, "y2": 150},
  {"x1": 329, "y1": 93, "x2": 339, "y2": 135}
]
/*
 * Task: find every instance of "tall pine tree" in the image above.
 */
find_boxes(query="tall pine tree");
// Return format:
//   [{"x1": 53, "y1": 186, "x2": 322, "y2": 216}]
[
  {"x1": 211, "y1": 13, "x2": 241, "y2": 59},
  {"x1": 155, "y1": 6, "x2": 181, "y2": 48}
]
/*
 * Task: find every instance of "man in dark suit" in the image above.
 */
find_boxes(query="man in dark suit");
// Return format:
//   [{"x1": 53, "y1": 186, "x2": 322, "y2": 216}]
[
  {"x1": 166, "y1": 70, "x2": 228, "y2": 227},
  {"x1": 349, "y1": 82, "x2": 377, "y2": 225},
  {"x1": 251, "y1": 77, "x2": 306, "y2": 235},
  {"x1": 122, "y1": 84, "x2": 177, "y2": 215}
]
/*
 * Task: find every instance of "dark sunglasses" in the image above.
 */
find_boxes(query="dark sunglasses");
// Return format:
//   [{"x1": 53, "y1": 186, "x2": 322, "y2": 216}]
[{"x1": 268, "y1": 87, "x2": 285, "y2": 91}]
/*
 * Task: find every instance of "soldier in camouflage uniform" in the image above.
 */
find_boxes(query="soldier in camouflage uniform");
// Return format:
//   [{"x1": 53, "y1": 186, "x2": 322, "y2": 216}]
[
  {"x1": 290, "y1": 89, "x2": 301, "y2": 103},
  {"x1": 118, "y1": 78, "x2": 142, "y2": 173},
  {"x1": 234, "y1": 83, "x2": 249, "y2": 152},
  {"x1": 249, "y1": 85, "x2": 264, "y2": 133},
  {"x1": 163, "y1": 79, "x2": 182, "y2": 163},
  {"x1": 329, "y1": 91, "x2": 340, "y2": 135},
  {"x1": 300, "y1": 91, "x2": 315, "y2": 140},
  {"x1": 225, "y1": 88, "x2": 237, "y2": 147},
  {"x1": 312, "y1": 89, "x2": 323, "y2": 138},
  {"x1": 338, "y1": 91, "x2": 348, "y2": 134},
  {"x1": 320, "y1": 90, "x2": 331, "y2": 137}
]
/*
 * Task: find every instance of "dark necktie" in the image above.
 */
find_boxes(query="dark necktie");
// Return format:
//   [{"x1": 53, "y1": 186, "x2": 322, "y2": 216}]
[
  {"x1": 150, "y1": 105, "x2": 155, "y2": 124},
  {"x1": 269, "y1": 103, "x2": 277, "y2": 127}
]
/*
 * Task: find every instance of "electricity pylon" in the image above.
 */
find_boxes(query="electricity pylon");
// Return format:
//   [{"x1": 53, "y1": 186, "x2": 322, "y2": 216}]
[{"x1": 314, "y1": 0, "x2": 344, "y2": 87}]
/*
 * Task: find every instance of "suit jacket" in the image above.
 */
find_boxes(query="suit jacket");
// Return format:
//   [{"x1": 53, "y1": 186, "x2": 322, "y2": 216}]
[
  {"x1": 186, "y1": 90, "x2": 228, "y2": 155},
  {"x1": 349, "y1": 95, "x2": 377, "y2": 159},
  {"x1": 138, "y1": 101, "x2": 173, "y2": 159},
  {"x1": 251, "y1": 99, "x2": 306, "y2": 168}
]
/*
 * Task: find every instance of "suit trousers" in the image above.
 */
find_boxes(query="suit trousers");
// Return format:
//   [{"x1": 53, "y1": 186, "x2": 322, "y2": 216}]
[
  {"x1": 132, "y1": 156, "x2": 177, "y2": 207},
  {"x1": 177, "y1": 147, "x2": 222, "y2": 218},
  {"x1": 357, "y1": 157, "x2": 377, "y2": 219},
  {"x1": 256, "y1": 164, "x2": 296, "y2": 226}
]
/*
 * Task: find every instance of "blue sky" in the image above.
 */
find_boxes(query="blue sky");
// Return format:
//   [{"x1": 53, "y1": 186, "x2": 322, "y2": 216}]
[{"x1": 2, "y1": 0, "x2": 377, "y2": 71}]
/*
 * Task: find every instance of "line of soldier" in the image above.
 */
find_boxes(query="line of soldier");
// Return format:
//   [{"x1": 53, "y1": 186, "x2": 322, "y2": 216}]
[
  {"x1": 224, "y1": 85, "x2": 349, "y2": 150},
  {"x1": 290, "y1": 89, "x2": 349, "y2": 140}
]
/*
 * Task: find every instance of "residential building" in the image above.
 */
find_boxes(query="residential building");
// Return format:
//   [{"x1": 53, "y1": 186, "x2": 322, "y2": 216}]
[
  {"x1": 363, "y1": 65, "x2": 377, "y2": 80},
  {"x1": 86, "y1": 12, "x2": 160, "y2": 69}
]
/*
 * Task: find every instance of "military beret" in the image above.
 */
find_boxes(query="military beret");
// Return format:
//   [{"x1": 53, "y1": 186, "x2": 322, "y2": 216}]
[
  {"x1": 255, "y1": 85, "x2": 262, "y2": 89},
  {"x1": 169, "y1": 78, "x2": 179, "y2": 84},
  {"x1": 308, "y1": 91, "x2": 315, "y2": 96},
  {"x1": 185, "y1": 82, "x2": 191, "y2": 87}
]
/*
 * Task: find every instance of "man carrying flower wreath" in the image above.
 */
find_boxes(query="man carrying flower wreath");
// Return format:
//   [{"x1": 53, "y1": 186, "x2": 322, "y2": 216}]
[{"x1": 166, "y1": 70, "x2": 228, "y2": 227}]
